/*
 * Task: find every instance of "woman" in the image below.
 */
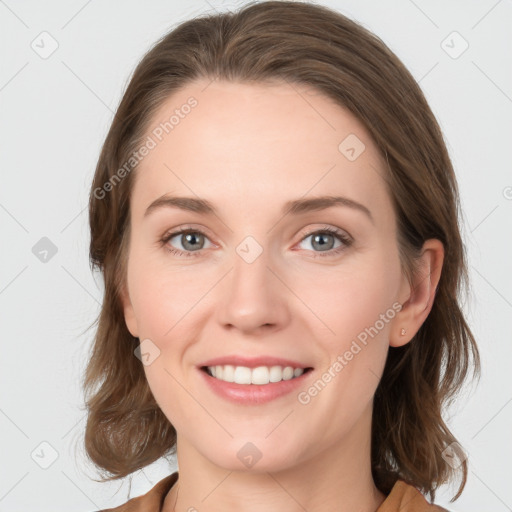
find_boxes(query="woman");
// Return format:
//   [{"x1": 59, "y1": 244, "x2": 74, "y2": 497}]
[{"x1": 83, "y1": 2, "x2": 480, "y2": 511}]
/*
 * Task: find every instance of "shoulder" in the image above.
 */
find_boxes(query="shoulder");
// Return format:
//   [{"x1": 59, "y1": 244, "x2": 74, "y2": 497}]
[
  {"x1": 377, "y1": 480, "x2": 450, "y2": 512},
  {"x1": 97, "y1": 472, "x2": 179, "y2": 512}
]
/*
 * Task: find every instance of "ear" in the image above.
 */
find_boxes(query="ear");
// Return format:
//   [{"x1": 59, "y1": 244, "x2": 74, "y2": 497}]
[
  {"x1": 390, "y1": 239, "x2": 444, "y2": 347},
  {"x1": 119, "y1": 281, "x2": 139, "y2": 338}
]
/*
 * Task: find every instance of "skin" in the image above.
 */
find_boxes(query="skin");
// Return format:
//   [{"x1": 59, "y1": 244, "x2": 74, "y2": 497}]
[{"x1": 120, "y1": 79, "x2": 444, "y2": 512}]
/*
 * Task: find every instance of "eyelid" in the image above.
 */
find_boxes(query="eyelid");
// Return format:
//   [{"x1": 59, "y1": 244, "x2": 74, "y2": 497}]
[
  {"x1": 293, "y1": 225, "x2": 353, "y2": 257},
  {"x1": 297, "y1": 224, "x2": 352, "y2": 242},
  {"x1": 161, "y1": 224, "x2": 217, "y2": 243},
  {"x1": 160, "y1": 224, "x2": 218, "y2": 251},
  {"x1": 160, "y1": 223, "x2": 353, "y2": 257}
]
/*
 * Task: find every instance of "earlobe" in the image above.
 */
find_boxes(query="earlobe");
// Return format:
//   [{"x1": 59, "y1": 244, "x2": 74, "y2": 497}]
[
  {"x1": 390, "y1": 239, "x2": 444, "y2": 347},
  {"x1": 119, "y1": 283, "x2": 139, "y2": 338}
]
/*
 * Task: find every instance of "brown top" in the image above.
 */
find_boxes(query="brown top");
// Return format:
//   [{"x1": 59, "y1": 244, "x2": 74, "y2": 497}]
[{"x1": 99, "y1": 472, "x2": 448, "y2": 512}]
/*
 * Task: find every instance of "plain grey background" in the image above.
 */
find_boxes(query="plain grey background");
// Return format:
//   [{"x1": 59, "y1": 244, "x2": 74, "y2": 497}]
[{"x1": 1, "y1": 0, "x2": 511, "y2": 511}]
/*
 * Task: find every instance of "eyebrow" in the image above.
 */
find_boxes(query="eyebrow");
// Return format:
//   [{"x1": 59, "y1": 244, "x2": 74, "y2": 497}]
[{"x1": 144, "y1": 194, "x2": 374, "y2": 224}]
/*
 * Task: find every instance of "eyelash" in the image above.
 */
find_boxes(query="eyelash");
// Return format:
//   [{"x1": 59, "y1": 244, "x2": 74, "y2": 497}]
[{"x1": 159, "y1": 226, "x2": 353, "y2": 259}]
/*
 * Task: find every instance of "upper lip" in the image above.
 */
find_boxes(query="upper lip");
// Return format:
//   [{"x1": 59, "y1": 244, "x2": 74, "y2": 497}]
[{"x1": 199, "y1": 355, "x2": 313, "y2": 369}]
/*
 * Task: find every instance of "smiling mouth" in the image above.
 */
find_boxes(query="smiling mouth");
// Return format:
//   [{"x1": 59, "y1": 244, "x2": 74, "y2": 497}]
[{"x1": 200, "y1": 365, "x2": 314, "y2": 385}]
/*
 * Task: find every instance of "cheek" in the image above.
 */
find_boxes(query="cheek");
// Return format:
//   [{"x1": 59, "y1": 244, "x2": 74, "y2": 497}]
[
  {"x1": 292, "y1": 264, "x2": 399, "y2": 439},
  {"x1": 130, "y1": 242, "x2": 401, "y2": 448},
  {"x1": 302, "y1": 252, "x2": 400, "y2": 403},
  {"x1": 307, "y1": 254, "x2": 401, "y2": 346},
  {"x1": 127, "y1": 251, "x2": 209, "y2": 339},
  {"x1": 129, "y1": 236, "x2": 401, "y2": 348}
]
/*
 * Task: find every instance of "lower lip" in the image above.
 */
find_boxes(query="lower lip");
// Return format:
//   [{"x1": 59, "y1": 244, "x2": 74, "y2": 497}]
[{"x1": 198, "y1": 367, "x2": 313, "y2": 405}]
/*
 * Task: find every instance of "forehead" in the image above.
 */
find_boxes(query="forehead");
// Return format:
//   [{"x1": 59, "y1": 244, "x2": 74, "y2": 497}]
[{"x1": 130, "y1": 79, "x2": 391, "y2": 224}]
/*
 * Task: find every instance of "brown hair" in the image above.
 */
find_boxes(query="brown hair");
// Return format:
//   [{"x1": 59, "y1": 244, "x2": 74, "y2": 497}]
[{"x1": 82, "y1": 0, "x2": 480, "y2": 502}]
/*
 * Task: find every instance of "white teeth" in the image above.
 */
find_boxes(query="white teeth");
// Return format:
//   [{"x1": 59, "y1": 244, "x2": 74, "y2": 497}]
[
  {"x1": 269, "y1": 366, "x2": 282, "y2": 383},
  {"x1": 206, "y1": 365, "x2": 306, "y2": 385},
  {"x1": 222, "y1": 364, "x2": 235, "y2": 382},
  {"x1": 251, "y1": 366, "x2": 269, "y2": 385},
  {"x1": 234, "y1": 366, "x2": 252, "y2": 384}
]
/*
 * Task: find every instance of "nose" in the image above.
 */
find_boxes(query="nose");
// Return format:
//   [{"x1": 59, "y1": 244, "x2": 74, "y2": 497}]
[{"x1": 216, "y1": 245, "x2": 291, "y2": 334}]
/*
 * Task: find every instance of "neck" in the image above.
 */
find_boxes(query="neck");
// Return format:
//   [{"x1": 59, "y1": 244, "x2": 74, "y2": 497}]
[{"x1": 163, "y1": 405, "x2": 386, "y2": 512}]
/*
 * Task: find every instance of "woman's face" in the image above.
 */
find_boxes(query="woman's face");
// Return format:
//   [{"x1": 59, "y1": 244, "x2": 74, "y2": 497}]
[{"x1": 121, "y1": 79, "x2": 412, "y2": 471}]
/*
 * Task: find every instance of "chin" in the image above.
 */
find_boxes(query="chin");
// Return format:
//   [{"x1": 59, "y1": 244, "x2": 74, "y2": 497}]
[{"x1": 200, "y1": 437, "x2": 304, "y2": 473}]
